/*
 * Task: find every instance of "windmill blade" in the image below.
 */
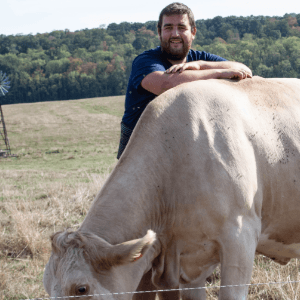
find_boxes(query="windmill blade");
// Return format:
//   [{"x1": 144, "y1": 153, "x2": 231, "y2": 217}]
[{"x1": 0, "y1": 71, "x2": 10, "y2": 97}]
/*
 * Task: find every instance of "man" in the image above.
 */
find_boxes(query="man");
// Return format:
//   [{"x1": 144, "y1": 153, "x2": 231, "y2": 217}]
[{"x1": 117, "y1": 2, "x2": 252, "y2": 159}]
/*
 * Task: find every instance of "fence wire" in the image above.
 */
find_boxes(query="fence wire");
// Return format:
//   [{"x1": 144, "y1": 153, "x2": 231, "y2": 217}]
[{"x1": 21, "y1": 279, "x2": 300, "y2": 300}]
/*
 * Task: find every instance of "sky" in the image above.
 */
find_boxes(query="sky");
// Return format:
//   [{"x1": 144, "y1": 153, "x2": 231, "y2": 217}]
[{"x1": 1, "y1": 0, "x2": 300, "y2": 36}]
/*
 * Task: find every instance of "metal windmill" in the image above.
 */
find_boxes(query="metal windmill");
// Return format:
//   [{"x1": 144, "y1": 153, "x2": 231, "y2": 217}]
[{"x1": 0, "y1": 71, "x2": 11, "y2": 156}]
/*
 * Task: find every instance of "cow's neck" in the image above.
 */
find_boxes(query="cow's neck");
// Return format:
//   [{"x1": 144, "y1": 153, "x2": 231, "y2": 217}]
[{"x1": 79, "y1": 151, "x2": 168, "y2": 245}]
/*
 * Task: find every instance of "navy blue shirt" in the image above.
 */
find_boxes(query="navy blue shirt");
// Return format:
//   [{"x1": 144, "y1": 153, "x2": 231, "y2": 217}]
[{"x1": 122, "y1": 46, "x2": 227, "y2": 129}]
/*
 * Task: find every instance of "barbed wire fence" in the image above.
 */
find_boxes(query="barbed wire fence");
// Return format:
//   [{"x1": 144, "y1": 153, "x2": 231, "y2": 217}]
[{"x1": 19, "y1": 280, "x2": 300, "y2": 300}]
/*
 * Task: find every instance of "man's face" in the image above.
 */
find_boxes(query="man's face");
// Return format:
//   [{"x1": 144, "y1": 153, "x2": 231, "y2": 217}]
[{"x1": 159, "y1": 14, "x2": 196, "y2": 62}]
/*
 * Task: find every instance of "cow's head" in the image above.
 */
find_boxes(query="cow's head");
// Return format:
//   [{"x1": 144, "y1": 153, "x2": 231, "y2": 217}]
[{"x1": 43, "y1": 230, "x2": 157, "y2": 300}]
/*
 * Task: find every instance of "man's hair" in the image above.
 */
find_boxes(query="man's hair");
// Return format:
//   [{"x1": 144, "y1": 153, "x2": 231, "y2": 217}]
[{"x1": 157, "y1": 2, "x2": 196, "y2": 34}]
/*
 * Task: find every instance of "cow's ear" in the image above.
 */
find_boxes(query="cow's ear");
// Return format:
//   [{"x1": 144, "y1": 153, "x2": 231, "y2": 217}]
[{"x1": 111, "y1": 230, "x2": 156, "y2": 265}]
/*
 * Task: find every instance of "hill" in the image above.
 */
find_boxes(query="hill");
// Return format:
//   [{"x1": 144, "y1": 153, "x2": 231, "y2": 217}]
[{"x1": 0, "y1": 13, "x2": 300, "y2": 105}]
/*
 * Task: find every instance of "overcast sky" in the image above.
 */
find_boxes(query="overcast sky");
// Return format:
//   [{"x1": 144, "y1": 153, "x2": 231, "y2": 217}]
[{"x1": 1, "y1": 0, "x2": 300, "y2": 36}]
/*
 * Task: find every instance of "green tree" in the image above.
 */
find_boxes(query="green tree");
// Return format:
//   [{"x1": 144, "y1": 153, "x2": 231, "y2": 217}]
[
  {"x1": 73, "y1": 48, "x2": 90, "y2": 61},
  {"x1": 67, "y1": 71, "x2": 81, "y2": 99},
  {"x1": 274, "y1": 60, "x2": 297, "y2": 77},
  {"x1": 45, "y1": 58, "x2": 70, "y2": 75},
  {"x1": 57, "y1": 45, "x2": 71, "y2": 59},
  {"x1": 90, "y1": 50, "x2": 113, "y2": 63}
]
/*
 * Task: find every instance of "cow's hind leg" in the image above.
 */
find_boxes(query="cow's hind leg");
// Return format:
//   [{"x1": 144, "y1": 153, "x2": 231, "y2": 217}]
[
  {"x1": 180, "y1": 263, "x2": 219, "y2": 300},
  {"x1": 218, "y1": 221, "x2": 259, "y2": 300}
]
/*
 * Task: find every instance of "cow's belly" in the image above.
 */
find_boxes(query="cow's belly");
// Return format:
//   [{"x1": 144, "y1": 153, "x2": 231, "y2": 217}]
[{"x1": 256, "y1": 233, "x2": 300, "y2": 264}]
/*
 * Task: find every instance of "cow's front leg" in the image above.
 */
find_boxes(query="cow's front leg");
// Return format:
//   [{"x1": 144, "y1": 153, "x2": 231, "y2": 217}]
[
  {"x1": 133, "y1": 269, "x2": 180, "y2": 300},
  {"x1": 132, "y1": 270, "x2": 156, "y2": 300},
  {"x1": 157, "y1": 289, "x2": 180, "y2": 300},
  {"x1": 218, "y1": 222, "x2": 259, "y2": 300}
]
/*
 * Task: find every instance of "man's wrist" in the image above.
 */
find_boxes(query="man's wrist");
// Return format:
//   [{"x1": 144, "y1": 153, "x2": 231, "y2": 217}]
[{"x1": 198, "y1": 61, "x2": 211, "y2": 70}]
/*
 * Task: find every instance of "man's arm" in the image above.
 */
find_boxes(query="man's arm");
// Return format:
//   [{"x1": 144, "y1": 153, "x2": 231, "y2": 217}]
[
  {"x1": 141, "y1": 66, "x2": 251, "y2": 96},
  {"x1": 203, "y1": 61, "x2": 252, "y2": 75},
  {"x1": 166, "y1": 61, "x2": 252, "y2": 76}
]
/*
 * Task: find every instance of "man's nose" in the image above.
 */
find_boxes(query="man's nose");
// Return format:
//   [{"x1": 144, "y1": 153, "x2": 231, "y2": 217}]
[{"x1": 171, "y1": 27, "x2": 180, "y2": 37}]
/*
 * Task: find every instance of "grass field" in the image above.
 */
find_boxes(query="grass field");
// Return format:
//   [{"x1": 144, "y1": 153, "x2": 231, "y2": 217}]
[{"x1": 0, "y1": 96, "x2": 300, "y2": 300}]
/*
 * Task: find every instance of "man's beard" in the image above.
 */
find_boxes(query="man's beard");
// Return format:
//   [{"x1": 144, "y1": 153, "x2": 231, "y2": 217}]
[{"x1": 160, "y1": 37, "x2": 191, "y2": 61}]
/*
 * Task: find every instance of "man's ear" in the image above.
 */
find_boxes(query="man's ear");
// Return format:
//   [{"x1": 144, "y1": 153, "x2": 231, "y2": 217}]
[
  {"x1": 157, "y1": 28, "x2": 161, "y2": 38},
  {"x1": 191, "y1": 26, "x2": 197, "y2": 39}
]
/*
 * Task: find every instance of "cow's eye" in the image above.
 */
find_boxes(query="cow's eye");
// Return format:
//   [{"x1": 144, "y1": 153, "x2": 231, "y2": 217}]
[{"x1": 76, "y1": 285, "x2": 88, "y2": 294}]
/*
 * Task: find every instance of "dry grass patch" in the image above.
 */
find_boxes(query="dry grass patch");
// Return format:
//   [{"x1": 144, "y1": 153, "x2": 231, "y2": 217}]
[
  {"x1": 204, "y1": 257, "x2": 300, "y2": 299},
  {"x1": 0, "y1": 169, "x2": 111, "y2": 300},
  {"x1": 0, "y1": 257, "x2": 46, "y2": 300}
]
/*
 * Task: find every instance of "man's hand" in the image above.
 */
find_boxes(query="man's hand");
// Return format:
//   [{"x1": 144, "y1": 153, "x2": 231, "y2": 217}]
[
  {"x1": 165, "y1": 62, "x2": 201, "y2": 73},
  {"x1": 217, "y1": 68, "x2": 251, "y2": 80}
]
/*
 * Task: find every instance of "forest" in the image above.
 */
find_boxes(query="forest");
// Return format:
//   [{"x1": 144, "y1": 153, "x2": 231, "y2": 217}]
[{"x1": 0, "y1": 13, "x2": 300, "y2": 105}]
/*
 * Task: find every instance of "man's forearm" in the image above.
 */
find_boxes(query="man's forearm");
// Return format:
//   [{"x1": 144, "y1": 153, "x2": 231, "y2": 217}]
[
  {"x1": 161, "y1": 69, "x2": 223, "y2": 93},
  {"x1": 199, "y1": 61, "x2": 252, "y2": 75},
  {"x1": 142, "y1": 68, "x2": 250, "y2": 96},
  {"x1": 142, "y1": 69, "x2": 226, "y2": 95}
]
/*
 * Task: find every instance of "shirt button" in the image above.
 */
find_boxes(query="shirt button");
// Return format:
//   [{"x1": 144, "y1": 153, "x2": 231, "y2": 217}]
[
  {"x1": 133, "y1": 107, "x2": 135, "y2": 110},
  {"x1": 129, "y1": 91, "x2": 132, "y2": 94}
]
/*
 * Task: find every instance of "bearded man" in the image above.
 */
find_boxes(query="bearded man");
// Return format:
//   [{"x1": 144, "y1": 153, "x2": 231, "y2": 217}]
[{"x1": 117, "y1": 2, "x2": 252, "y2": 159}]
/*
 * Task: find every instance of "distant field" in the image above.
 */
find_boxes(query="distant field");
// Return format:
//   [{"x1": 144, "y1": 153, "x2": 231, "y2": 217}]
[
  {"x1": 0, "y1": 95, "x2": 300, "y2": 300},
  {"x1": 1, "y1": 95, "x2": 125, "y2": 173}
]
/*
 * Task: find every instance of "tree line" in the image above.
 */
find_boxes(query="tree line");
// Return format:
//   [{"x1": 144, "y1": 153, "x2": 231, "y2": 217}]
[{"x1": 0, "y1": 13, "x2": 300, "y2": 105}]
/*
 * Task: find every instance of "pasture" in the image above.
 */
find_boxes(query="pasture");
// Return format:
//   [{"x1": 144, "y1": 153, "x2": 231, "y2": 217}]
[{"x1": 0, "y1": 95, "x2": 300, "y2": 300}]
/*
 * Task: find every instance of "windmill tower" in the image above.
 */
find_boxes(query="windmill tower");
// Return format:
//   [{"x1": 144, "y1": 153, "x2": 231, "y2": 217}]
[{"x1": 0, "y1": 71, "x2": 11, "y2": 157}]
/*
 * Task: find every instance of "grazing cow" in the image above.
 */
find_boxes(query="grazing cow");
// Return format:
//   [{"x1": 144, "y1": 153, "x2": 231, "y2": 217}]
[{"x1": 43, "y1": 76, "x2": 300, "y2": 300}]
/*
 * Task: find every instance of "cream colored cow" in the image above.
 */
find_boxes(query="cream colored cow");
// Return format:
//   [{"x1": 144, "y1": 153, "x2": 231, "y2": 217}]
[{"x1": 43, "y1": 77, "x2": 300, "y2": 300}]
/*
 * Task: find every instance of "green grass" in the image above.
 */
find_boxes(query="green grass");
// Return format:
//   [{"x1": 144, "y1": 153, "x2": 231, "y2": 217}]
[{"x1": 0, "y1": 95, "x2": 125, "y2": 176}]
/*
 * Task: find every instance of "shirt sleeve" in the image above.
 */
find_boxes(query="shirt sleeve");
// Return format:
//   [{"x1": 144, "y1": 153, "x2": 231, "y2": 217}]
[
  {"x1": 202, "y1": 51, "x2": 227, "y2": 61},
  {"x1": 190, "y1": 49, "x2": 227, "y2": 62},
  {"x1": 131, "y1": 52, "x2": 167, "y2": 90}
]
